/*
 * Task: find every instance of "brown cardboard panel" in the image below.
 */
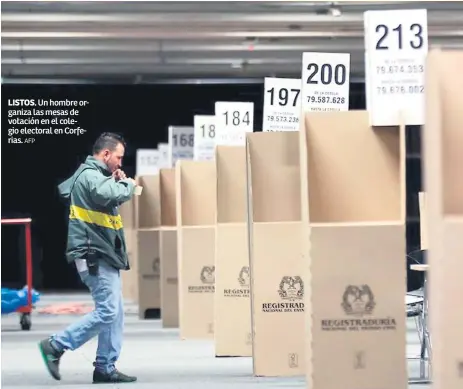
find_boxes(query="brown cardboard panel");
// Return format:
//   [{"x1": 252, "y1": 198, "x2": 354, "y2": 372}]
[
  {"x1": 176, "y1": 160, "x2": 216, "y2": 226},
  {"x1": 418, "y1": 192, "x2": 428, "y2": 250},
  {"x1": 160, "y1": 229, "x2": 179, "y2": 328},
  {"x1": 299, "y1": 110, "x2": 407, "y2": 389},
  {"x1": 216, "y1": 146, "x2": 247, "y2": 223},
  {"x1": 177, "y1": 227, "x2": 215, "y2": 339},
  {"x1": 137, "y1": 230, "x2": 161, "y2": 319},
  {"x1": 246, "y1": 132, "x2": 301, "y2": 223},
  {"x1": 136, "y1": 175, "x2": 161, "y2": 229},
  {"x1": 246, "y1": 130, "x2": 304, "y2": 376},
  {"x1": 303, "y1": 111, "x2": 404, "y2": 223},
  {"x1": 309, "y1": 224, "x2": 407, "y2": 389},
  {"x1": 160, "y1": 168, "x2": 177, "y2": 227},
  {"x1": 119, "y1": 199, "x2": 138, "y2": 301},
  {"x1": 250, "y1": 223, "x2": 305, "y2": 376},
  {"x1": 214, "y1": 224, "x2": 252, "y2": 357},
  {"x1": 424, "y1": 50, "x2": 463, "y2": 389}
]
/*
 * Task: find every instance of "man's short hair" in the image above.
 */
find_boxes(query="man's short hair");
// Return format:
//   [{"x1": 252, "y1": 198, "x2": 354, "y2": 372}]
[{"x1": 92, "y1": 132, "x2": 126, "y2": 154}]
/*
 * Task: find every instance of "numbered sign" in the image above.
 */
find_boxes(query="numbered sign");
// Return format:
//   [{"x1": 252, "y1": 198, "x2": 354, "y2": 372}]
[
  {"x1": 168, "y1": 126, "x2": 194, "y2": 167},
  {"x1": 157, "y1": 142, "x2": 170, "y2": 169},
  {"x1": 136, "y1": 149, "x2": 160, "y2": 176},
  {"x1": 193, "y1": 115, "x2": 216, "y2": 161},
  {"x1": 301, "y1": 52, "x2": 350, "y2": 112},
  {"x1": 364, "y1": 9, "x2": 428, "y2": 126},
  {"x1": 214, "y1": 102, "x2": 254, "y2": 146},
  {"x1": 263, "y1": 77, "x2": 301, "y2": 132}
]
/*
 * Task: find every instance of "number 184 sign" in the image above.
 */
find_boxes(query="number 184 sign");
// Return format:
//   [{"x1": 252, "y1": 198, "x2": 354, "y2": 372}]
[{"x1": 215, "y1": 101, "x2": 254, "y2": 146}]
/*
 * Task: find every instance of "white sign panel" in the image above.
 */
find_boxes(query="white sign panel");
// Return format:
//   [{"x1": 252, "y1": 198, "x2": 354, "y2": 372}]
[
  {"x1": 136, "y1": 149, "x2": 160, "y2": 176},
  {"x1": 157, "y1": 142, "x2": 170, "y2": 169},
  {"x1": 263, "y1": 77, "x2": 301, "y2": 132},
  {"x1": 364, "y1": 9, "x2": 428, "y2": 126},
  {"x1": 193, "y1": 115, "x2": 216, "y2": 161},
  {"x1": 301, "y1": 52, "x2": 351, "y2": 112},
  {"x1": 214, "y1": 102, "x2": 254, "y2": 146},
  {"x1": 168, "y1": 126, "x2": 194, "y2": 167}
]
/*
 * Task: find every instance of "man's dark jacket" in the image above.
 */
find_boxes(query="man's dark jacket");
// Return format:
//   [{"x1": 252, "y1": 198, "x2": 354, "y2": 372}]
[{"x1": 58, "y1": 156, "x2": 135, "y2": 270}]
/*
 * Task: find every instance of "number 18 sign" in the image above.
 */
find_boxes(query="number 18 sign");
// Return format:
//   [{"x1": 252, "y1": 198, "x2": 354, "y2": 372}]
[
  {"x1": 214, "y1": 101, "x2": 254, "y2": 146},
  {"x1": 364, "y1": 9, "x2": 428, "y2": 126},
  {"x1": 263, "y1": 77, "x2": 301, "y2": 132}
]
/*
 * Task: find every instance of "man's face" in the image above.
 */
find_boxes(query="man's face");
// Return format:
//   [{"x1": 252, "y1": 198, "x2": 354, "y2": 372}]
[{"x1": 102, "y1": 143, "x2": 124, "y2": 173}]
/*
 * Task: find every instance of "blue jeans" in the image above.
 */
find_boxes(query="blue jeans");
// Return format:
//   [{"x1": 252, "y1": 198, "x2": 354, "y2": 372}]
[{"x1": 51, "y1": 260, "x2": 124, "y2": 375}]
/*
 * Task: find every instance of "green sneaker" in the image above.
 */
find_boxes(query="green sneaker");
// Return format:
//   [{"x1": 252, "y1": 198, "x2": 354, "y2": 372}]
[{"x1": 38, "y1": 338, "x2": 64, "y2": 380}]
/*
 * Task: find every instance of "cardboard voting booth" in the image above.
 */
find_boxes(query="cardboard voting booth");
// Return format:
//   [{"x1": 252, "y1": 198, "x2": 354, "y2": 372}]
[
  {"x1": 159, "y1": 168, "x2": 179, "y2": 328},
  {"x1": 214, "y1": 146, "x2": 252, "y2": 357},
  {"x1": 246, "y1": 131, "x2": 305, "y2": 376},
  {"x1": 135, "y1": 175, "x2": 162, "y2": 319},
  {"x1": 176, "y1": 160, "x2": 216, "y2": 339},
  {"x1": 299, "y1": 110, "x2": 407, "y2": 389},
  {"x1": 423, "y1": 50, "x2": 463, "y2": 389}
]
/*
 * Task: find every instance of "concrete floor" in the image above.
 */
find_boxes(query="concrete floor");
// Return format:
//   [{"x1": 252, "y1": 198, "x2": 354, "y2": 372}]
[{"x1": 1, "y1": 294, "x2": 431, "y2": 388}]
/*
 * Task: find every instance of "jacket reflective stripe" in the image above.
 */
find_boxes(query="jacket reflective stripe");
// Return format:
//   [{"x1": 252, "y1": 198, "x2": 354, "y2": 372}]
[{"x1": 69, "y1": 205, "x2": 123, "y2": 230}]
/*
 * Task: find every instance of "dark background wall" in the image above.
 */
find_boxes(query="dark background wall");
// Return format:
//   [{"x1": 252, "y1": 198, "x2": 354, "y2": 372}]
[{"x1": 1, "y1": 82, "x2": 421, "y2": 292}]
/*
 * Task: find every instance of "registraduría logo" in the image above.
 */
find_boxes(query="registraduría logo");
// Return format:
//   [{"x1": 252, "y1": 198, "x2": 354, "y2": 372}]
[
  {"x1": 341, "y1": 285, "x2": 375, "y2": 316},
  {"x1": 188, "y1": 265, "x2": 215, "y2": 293},
  {"x1": 223, "y1": 266, "x2": 250, "y2": 298},
  {"x1": 200, "y1": 266, "x2": 215, "y2": 284},
  {"x1": 262, "y1": 276, "x2": 305, "y2": 313},
  {"x1": 238, "y1": 266, "x2": 250, "y2": 286},
  {"x1": 320, "y1": 284, "x2": 397, "y2": 332},
  {"x1": 278, "y1": 276, "x2": 304, "y2": 301}
]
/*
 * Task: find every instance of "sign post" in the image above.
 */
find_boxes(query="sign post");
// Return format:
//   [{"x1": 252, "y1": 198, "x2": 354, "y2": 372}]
[
  {"x1": 301, "y1": 52, "x2": 351, "y2": 112},
  {"x1": 262, "y1": 77, "x2": 301, "y2": 132},
  {"x1": 168, "y1": 126, "x2": 194, "y2": 167},
  {"x1": 215, "y1": 102, "x2": 254, "y2": 146},
  {"x1": 193, "y1": 115, "x2": 217, "y2": 160},
  {"x1": 364, "y1": 9, "x2": 428, "y2": 126}
]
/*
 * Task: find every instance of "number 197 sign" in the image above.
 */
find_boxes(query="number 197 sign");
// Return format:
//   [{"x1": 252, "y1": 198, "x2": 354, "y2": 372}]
[
  {"x1": 263, "y1": 77, "x2": 301, "y2": 132},
  {"x1": 364, "y1": 9, "x2": 428, "y2": 126},
  {"x1": 214, "y1": 101, "x2": 254, "y2": 146}
]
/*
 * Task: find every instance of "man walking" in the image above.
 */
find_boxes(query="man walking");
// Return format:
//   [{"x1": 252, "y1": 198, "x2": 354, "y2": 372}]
[{"x1": 39, "y1": 132, "x2": 137, "y2": 384}]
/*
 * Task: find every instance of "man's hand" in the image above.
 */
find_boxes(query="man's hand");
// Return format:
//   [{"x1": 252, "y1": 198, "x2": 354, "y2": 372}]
[{"x1": 112, "y1": 169, "x2": 127, "y2": 181}]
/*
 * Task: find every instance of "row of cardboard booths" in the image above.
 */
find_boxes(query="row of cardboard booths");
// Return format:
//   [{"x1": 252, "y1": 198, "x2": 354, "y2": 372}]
[{"x1": 119, "y1": 50, "x2": 463, "y2": 389}]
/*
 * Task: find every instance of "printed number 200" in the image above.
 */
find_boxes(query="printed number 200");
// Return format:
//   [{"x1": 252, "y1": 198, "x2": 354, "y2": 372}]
[{"x1": 306, "y1": 63, "x2": 347, "y2": 86}]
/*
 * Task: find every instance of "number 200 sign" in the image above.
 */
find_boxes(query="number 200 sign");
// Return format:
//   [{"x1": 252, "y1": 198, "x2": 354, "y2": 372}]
[
  {"x1": 301, "y1": 52, "x2": 350, "y2": 113},
  {"x1": 364, "y1": 9, "x2": 428, "y2": 126},
  {"x1": 214, "y1": 101, "x2": 254, "y2": 146},
  {"x1": 263, "y1": 77, "x2": 301, "y2": 132}
]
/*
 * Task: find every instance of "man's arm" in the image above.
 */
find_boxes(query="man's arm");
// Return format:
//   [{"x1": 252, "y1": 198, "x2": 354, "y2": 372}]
[{"x1": 83, "y1": 170, "x2": 136, "y2": 208}]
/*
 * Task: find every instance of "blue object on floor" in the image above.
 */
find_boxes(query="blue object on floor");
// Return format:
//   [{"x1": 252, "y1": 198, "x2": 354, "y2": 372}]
[{"x1": 1, "y1": 286, "x2": 40, "y2": 314}]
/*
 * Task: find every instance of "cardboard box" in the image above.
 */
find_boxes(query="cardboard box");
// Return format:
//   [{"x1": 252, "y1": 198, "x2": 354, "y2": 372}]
[
  {"x1": 246, "y1": 131, "x2": 304, "y2": 376},
  {"x1": 119, "y1": 198, "x2": 138, "y2": 302},
  {"x1": 159, "y1": 168, "x2": 179, "y2": 328},
  {"x1": 135, "y1": 175, "x2": 161, "y2": 319},
  {"x1": 423, "y1": 50, "x2": 463, "y2": 389},
  {"x1": 176, "y1": 160, "x2": 216, "y2": 339},
  {"x1": 300, "y1": 110, "x2": 407, "y2": 389},
  {"x1": 214, "y1": 146, "x2": 252, "y2": 357}
]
